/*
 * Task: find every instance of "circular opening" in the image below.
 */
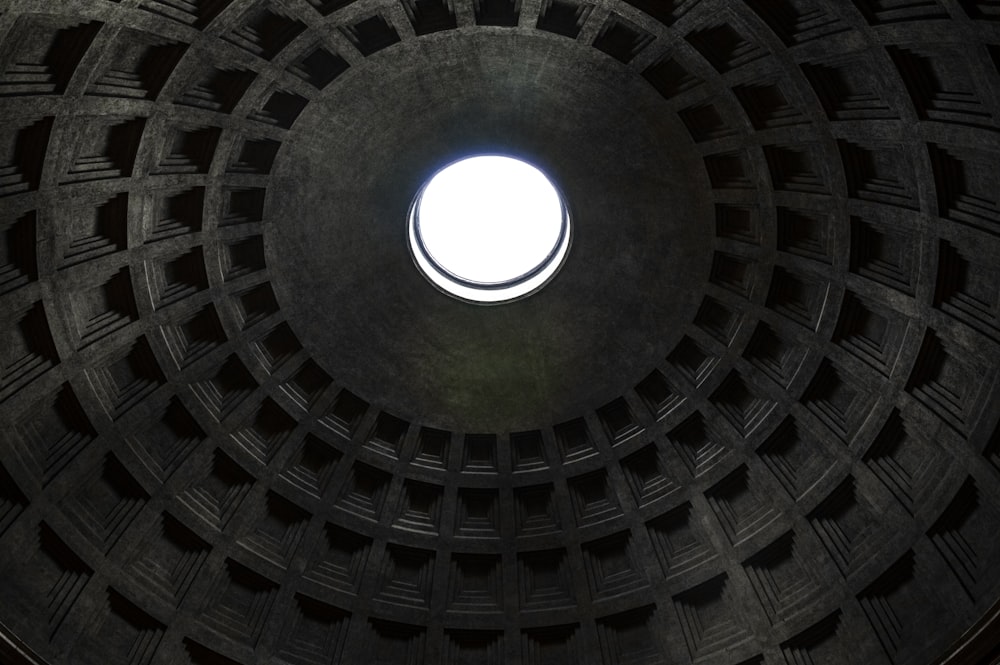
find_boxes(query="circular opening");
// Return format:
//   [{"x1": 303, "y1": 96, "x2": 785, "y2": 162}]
[{"x1": 408, "y1": 155, "x2": 571, "y2": 304}]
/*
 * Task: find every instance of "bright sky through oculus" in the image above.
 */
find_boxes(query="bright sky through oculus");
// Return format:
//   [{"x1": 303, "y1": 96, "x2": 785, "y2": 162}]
[{"x1": 408, "y1": 155, "x2": 571, "y2": 304}]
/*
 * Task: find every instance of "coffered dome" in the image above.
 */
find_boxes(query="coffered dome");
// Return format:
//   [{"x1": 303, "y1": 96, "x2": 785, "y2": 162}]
[{"x1": 0, "y1": 1, "x2": 999, "y2": 664}]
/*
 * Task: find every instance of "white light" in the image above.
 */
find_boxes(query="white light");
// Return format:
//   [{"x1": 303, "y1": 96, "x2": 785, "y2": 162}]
[{"x1": 408, "y1": 155, "x2": 571, "y2": 304}]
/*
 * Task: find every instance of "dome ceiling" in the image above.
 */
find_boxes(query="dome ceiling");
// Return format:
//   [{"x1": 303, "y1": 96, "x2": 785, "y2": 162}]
[
  {"x1": 268, "y1": 31, "x2": 710, "y2": 428},
  {"x1": 0, "y1": 1, "x2": 999, "y2": 665}
]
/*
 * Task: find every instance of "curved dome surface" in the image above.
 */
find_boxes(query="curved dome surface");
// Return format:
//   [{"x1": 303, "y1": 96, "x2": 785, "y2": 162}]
[{"x1": 0, "y1": 1, "x2": 999, "y2": 665}]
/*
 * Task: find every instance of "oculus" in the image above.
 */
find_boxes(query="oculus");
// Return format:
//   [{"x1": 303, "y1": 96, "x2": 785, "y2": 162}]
[{"x1": 408, "y1": 155, "x2": 571, "y2": 304}]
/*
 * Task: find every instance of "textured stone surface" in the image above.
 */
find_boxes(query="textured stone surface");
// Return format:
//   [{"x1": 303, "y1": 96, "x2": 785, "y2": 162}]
[{"x1": 269, "y1": 31, "x2": 710, "y2": 429}]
